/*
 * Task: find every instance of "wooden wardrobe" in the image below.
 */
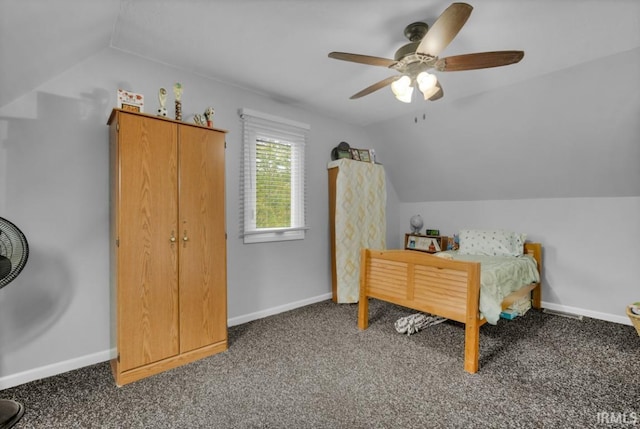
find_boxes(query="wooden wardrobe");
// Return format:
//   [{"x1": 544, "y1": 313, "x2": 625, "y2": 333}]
[{"x1": 108, "y1": 109, "x2": 228, "y2": 386}]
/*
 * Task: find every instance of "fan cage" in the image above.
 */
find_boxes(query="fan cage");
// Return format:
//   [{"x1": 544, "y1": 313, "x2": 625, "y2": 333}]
[{"x1": 0, "y1": 217, "x2": 29, "y2": 289}]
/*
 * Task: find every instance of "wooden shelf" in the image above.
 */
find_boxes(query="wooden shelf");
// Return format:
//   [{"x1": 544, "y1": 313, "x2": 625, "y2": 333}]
[{"x1": 405, "y1": 233, "x2": 449, "y2": 253}]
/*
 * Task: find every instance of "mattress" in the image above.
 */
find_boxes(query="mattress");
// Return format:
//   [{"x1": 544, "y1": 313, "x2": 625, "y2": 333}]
[{"x1": 443, "y1": 251, "x2": 540, "y2": 324}]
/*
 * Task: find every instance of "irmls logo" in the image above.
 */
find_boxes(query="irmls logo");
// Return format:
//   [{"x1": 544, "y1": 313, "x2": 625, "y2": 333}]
[{"x1": 597, "y1": 411, "x2": 638, "y2": 425}]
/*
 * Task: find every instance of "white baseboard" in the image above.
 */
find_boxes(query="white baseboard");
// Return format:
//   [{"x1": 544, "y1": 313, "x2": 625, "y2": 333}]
[
  {"x1": 0, "y1": 349, "x2": 113, "y2": 390},
  {"x1": 0, "y1": 292, "x2": 333, "y2": 390},
  {"x1": 4, "y1": 296, "x2": 625, "y2": 390},
  {"x1": 227, "y1": 292, "x2": 333, "y2": 327},
  {"x1": 542, "y1": 301, "x2": 632, "y2": 326}
]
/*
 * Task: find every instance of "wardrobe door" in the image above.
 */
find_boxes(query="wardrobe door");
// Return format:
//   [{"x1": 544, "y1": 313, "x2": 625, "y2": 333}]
[
  {"x1": 117, "y1": 113, "x2": 179, "y2": 370},
  {"x1": 178, "y1": 125, "x2": 227, "y2": 352}
]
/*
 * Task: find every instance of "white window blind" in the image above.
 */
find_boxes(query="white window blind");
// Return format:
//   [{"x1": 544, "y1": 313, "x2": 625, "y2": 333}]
[{"x1": 240, "y1": 108, "x2": 309, "y2": 243}]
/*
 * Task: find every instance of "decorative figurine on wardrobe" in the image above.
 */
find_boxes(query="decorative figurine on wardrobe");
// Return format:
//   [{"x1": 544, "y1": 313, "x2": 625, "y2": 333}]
[
  {"x1": 173, "y1": 82, "x2": 183, "y2": 121},
  {"x1": 157, "y1": 88, "x2": 168, "y2": 117}
]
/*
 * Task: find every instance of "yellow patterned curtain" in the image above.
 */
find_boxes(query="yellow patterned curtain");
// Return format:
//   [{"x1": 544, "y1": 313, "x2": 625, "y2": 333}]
[{"x1": 328, "y1": 159, "x2": 386, "y2": 303}]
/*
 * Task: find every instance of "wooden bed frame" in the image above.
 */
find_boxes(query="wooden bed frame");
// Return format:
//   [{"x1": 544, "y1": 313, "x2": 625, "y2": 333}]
[{"x1": 358, "y1": 243, "x2": 542, "y2": 374}]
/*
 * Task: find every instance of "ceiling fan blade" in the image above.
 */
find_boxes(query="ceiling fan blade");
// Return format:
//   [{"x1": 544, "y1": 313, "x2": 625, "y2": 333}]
[
  {"x1": 328, "y1": 52, "x2": 396, "y2": 68},
  {"x1": 435, "y1": 51, "x2": 524, "y2": 71},
  {"x1": 416, "y1": 2, "x2": 473, "y2": 57},
  {"x1": 428, "y1": 83, "x2": 444, "y2": 101},
  {"x1": 350, "y1": 76, "x2": 399, "y2": 99}
]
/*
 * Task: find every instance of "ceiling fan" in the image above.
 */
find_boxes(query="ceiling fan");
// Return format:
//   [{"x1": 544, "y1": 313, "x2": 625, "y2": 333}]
[{"x1": 328, "y1": 2, "x2": 524, "y2": 103}]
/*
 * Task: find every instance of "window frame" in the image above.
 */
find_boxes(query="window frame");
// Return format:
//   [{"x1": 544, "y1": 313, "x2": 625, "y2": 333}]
[{"x1": 240, "y1": 108, "x2": 309, "y2": 244}]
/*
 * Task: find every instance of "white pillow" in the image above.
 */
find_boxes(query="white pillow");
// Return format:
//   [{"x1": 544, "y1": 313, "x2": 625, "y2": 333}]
[{"x1": 458, "y1": 229, "x2": 526, "y2": 257}]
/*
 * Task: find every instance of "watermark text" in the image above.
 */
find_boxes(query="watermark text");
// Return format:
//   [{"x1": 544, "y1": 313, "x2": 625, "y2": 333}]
[{"x1": 597, "y1": 411, "x2": 638, "y2": 425}]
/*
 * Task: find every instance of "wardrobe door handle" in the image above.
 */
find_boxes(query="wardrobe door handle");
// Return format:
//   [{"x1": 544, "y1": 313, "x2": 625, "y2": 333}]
[{"x1": 170, "y1": 231, "x2": 176, "y2": 243}]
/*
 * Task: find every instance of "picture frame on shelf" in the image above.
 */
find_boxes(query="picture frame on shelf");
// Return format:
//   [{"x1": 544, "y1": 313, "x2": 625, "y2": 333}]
[
  {"x1": 358, "y1": 149, "x2": 373, "y2": 163},
  {"x1": 422, "y1": 236, "x2": 441, "y2": 252},
  {"x1": 350, "y1": 148, "x2": 360, "y2": 161},
  {"x1": 117, "y1": 89, "x2": 144, "y2": 113}
]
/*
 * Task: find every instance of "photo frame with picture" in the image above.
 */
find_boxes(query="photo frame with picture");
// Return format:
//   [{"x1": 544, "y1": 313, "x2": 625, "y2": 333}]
[
  {"x1": 117, "y1": 89, "x2": 144, "y2": 112},
  {"x1": 358, "y1": 149, "x2": 372, "y2": 162},
  {"x1": 350, "y1": 148, "x2": 360, "y2": 161}
]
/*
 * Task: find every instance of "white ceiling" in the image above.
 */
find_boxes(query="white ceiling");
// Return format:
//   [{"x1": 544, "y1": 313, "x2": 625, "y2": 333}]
[{"x1": 2, "y1": 0, "x2": 639, "y2": 126}]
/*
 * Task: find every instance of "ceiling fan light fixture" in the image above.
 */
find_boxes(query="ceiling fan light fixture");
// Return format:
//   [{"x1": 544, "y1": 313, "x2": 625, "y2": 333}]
[
  {"x1": 417, "y1": 71, "x2": 438, "y2": 100},
  {"x1": 421, "y1": 86, "x2": 440, "y2": 100},
  {"x1": 391, "y1": 75, "x2": 413, "y2": 103},
  {"x1": 391, "y1": 75, "x2": 411, "y2": 95},
  {"x1": 395, "y1": 87, "x2": 413, "y2": 103}
]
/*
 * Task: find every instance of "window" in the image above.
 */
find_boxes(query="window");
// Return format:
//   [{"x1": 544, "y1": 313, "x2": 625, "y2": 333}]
[{"x1": 240, "y1": 108, "x2": 309, "y2": 243}]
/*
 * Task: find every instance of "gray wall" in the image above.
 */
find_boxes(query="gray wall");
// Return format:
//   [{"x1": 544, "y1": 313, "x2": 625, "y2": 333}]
[
  {"x1": 1, "y1": 43, "x2": 638, "y2": 389},
  {"x1": 367, "y1": 48, "x2": 640, "y2": 325},
  {"x1": 0, "y1": 47, "x2": 399, "y2": 387},
  {"x1": 395, "y1": 197, "x2": 640, "y2": 325}
]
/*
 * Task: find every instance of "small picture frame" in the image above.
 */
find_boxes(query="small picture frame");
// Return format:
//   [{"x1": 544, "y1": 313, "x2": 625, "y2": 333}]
[
  {"x1": 350, "y1": 148, "x2": 360, "y2": 161},
  {"x1": 117, "y1": 89, "x2": 144, "y2": 113},
  {"x1": 415, "y1": 236, "x2": 441, "y2": 252},
  {"x1": 358, "y1": 149, "x2": 372, "y2": 163},
  {"x1": 426, "y1": 237, "x2": 441, "y2": 252}
]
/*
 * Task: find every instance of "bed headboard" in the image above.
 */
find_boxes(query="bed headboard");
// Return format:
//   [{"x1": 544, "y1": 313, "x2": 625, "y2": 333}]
[{"x1": 523, "y1": 242, "x2": 542, "y2": 273}]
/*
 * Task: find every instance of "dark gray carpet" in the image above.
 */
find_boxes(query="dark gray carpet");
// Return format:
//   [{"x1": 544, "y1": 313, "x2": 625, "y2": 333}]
[{"x1": 2, "y1": 299, "x2": 639, "y2": 428}]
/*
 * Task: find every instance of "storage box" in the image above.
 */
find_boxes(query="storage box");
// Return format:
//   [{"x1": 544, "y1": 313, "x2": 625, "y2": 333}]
[
  {"x1": 500, "y1": 296, "x2": 532, "y2": 320},
  {"x1": 500, "y1": 309, "x2": 518, "y2": 320}
]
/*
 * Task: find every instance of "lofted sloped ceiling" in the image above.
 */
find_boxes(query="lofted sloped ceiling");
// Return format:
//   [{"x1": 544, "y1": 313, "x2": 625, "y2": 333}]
[
  {"x1": 368, "y1": 46, "x2": 640, "y2": 202},
  {"x1": 1, "y1": 1, "x2": 639, "y2": 203},
  {"x1": 2, "y1": 0, "x2": 639, "y2": 126},
  {"x1": 0, "y1": 0, "x2": 121, "y2": 110}
]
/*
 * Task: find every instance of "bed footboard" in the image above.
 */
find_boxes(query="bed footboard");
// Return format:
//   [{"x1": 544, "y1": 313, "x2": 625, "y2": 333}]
[
  {"x1": 358, "y1": 245, "x2": 542, "y2": 374},
  {"x1": 357, "y1": 249, "x2": 483, "y2": 372}
]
